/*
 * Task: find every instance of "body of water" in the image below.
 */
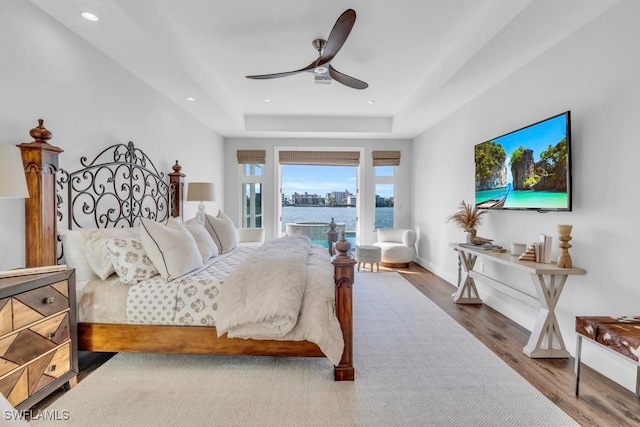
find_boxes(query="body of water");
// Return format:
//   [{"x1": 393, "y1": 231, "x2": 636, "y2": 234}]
[
  {"x1": 476, "y1": 188, "x2": 568, "y2": 210},
  {"x1": 281, "y1": 206, "x2": 394, "y2": 240}
]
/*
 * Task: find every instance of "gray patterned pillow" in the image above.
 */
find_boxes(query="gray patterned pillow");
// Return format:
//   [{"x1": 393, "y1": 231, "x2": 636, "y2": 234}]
[{"x1": 105, "y1": 237, "x2": 159, "y2": 284}]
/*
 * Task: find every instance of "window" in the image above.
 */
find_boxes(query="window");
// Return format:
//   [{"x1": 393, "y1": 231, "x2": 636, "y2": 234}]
[
  {"x1": 375, "y1": 175, "x2": 394, "y2": 229},
  {"x1": 237, "y1": 150, "x2": 265, "y2": 228},
  {"x1": 242, "y1": 182, "x2": 262, "y2": 227},
  {"x1": 372, "y1": 151, "x2": 400, "y2": 229}
]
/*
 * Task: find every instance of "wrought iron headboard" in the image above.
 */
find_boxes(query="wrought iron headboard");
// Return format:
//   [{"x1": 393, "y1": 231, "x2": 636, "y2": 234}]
[{"x1": 56, "y1": 141, "x2": 173, "y2": 230}]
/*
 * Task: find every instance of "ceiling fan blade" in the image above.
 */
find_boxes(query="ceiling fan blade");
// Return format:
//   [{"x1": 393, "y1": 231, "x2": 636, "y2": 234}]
[
  {"x1": 329, "y1": 65, "x2": 368, "y2": 90},
  {"x1": 246, "y1": 61, "x2": 316, "y2": 80},
  {"x1": 318, "y1": 9, "x2": 356, "y2": 66}
]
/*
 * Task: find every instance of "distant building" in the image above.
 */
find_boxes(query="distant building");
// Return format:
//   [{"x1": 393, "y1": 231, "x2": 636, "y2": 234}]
[
  {"x1": 329, "y1": 190, "x2": 354, "y2": 205},
  {"x1": 291, "y1": 192, "x2": 325, "y2": 206}
]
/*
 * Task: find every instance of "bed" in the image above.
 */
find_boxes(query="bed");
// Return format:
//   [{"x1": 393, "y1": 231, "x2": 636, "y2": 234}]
[{"x1": 19, "y1": 120, "x2": 356, "y2": 380}]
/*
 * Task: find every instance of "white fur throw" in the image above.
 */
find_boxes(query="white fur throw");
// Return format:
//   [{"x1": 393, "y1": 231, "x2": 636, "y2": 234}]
[{"x1": 215, "y1": 236, "x2": 310, "y2": 339}]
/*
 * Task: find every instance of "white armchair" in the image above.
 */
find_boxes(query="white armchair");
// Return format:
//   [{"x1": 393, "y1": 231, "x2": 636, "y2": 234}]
[
  {"x1": 373, "y1": 228, "x2": 416, "y2": 267},
  {"x1": 236, "y1": 228, "x2": 265, "y2": 247}
]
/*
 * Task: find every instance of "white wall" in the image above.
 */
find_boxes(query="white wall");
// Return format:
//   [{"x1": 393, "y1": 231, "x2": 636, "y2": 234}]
[
  {"x1": 412, "y1": 0, "x2": 640, "y2": 392},
  {"x1": 0, "y1": 0, "x2": 224, "y2": 270},
  {"x1": 224, "y1": 138, "x2": 412, "y2": 243}
]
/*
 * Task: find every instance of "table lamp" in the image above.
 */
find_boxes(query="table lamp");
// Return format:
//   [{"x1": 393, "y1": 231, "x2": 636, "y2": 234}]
[
  {"x1": 0, "y1": 144, "x2": 30, "y2": 266},
  {"x1": 186, "y1": 182, "x2": 214, "y2": 223},
  {"x1": 0, "y1": 144, "x2": 29, "y2": 199}
]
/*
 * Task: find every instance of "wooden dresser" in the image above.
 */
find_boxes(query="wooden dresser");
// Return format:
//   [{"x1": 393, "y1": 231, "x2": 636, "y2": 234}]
[{"x1": 0, "y1": 268, "x2": 78, "y2": 410}]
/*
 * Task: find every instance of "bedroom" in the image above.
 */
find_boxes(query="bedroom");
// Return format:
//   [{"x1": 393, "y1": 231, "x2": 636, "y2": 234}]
[{"x1": 1, "y1": 0, "x2": 639, "y2": 424}]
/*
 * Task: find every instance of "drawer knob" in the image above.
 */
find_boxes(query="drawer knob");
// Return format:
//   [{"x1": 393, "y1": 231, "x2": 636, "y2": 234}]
[
  {"x1": 49, "y1": 364, "x2": 57, "y2": 372},
  {"x1": 43, "y1": 296, "x2": 55, "y2": 304},
  {"x1": 48, "y1": 331, "x2": 56, "y2": 339}
]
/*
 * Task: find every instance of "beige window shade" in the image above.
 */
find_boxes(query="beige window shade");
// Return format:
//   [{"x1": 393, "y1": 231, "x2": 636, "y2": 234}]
[
  {"x1": 237, "y1": 150, "x2": 266, "y2": 164},
  {"x1": 372, "y1": 150, "x2": 401, "y2": 166},
  {"x1": 279, "y1": 151, "x2": 360, "y2": 166}
]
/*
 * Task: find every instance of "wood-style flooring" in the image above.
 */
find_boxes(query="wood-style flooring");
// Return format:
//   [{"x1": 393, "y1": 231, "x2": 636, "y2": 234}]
[{"x1": 32, "y1": 263, "x2": 640, "y2": 426}]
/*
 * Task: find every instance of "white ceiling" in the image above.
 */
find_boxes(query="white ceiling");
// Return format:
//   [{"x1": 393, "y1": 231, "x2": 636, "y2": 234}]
[{"x1": 29, "y1": 0, "x2": 620, "y2": 139}]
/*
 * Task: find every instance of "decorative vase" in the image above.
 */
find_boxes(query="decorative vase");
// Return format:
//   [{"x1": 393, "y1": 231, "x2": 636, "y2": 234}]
[{"x1": 556, "y1": 224, "x2": 573, "y2": 268}]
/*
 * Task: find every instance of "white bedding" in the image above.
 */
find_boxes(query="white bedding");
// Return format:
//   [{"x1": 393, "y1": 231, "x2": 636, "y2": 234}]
[
  {"x1": 78, "y1": 237, "x2": 344, "y2": 365},
  {"x1": 215, "y1": 237, "x2": 345, "y2": 364}
]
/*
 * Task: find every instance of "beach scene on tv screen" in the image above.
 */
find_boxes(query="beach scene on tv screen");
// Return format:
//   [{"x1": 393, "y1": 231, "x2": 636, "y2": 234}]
[{"x1": 474, "y1": 113, "x2": 569, "y2": 210}]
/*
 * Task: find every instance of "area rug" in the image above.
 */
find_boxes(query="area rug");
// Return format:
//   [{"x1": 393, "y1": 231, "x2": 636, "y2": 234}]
[{"x1": 31, "y1": 272, "x2": 578, "y2": 426}]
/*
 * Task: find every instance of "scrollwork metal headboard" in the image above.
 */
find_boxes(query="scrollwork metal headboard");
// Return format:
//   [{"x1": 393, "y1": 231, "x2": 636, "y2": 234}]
[{"x1": 56, "y1": 141, "x2": 173, "y2": 229}]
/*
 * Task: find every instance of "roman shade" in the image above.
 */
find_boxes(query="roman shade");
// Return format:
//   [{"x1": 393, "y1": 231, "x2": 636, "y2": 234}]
[
  {"x1": 372, "y1": 150, "x2": 401, "y2": 166},
  {"x1": 279, "y1": 151, "x2": 360, "y2": 166},
  {"x1": 237, "y1": 150, "x2": 266, "y2": 164}
]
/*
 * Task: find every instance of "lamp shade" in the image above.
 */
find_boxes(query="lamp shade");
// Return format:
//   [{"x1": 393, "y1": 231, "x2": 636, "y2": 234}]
[
  {"x1": 0, "y1": 144, "x2": 29, "y2": 198},
  {"x1": 186, "y1": 182, "x2": 215, "y2": 202}
]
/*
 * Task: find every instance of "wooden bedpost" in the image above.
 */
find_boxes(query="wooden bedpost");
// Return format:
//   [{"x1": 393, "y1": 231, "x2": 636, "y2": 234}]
[
  {"x1": 169, "y1": 160, "x2": 185, "y2": 219},
  {"x1": 332, "y1": 232, "x2": 356, "y2": 381},
  {"x1": 327, "y1": 218, "x2": 338, "y2": 256},
  {"x1": 19, "y1": 119, "x2": 63, "y2": 267}
]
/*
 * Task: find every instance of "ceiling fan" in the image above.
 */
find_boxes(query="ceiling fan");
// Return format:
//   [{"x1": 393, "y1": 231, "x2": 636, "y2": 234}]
[{"x1": 246, "y1": 9, "x2": 368, "y2": 90}]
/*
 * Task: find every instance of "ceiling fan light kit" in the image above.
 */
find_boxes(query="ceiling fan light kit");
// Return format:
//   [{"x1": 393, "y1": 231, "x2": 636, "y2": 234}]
[{"x1": 246, "y1": 9, "x2": 368, "y2": 90}]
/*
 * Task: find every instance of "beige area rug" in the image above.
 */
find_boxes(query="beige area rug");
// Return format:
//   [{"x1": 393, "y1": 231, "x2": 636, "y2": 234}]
[{"x1": 31, "y1": 272, "x2": 578, "y2": 427}]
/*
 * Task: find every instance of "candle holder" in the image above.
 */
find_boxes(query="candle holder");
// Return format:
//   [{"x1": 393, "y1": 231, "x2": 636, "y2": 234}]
[{"x1": 557, "y1": 224, "x2": 573, "y2": 268}]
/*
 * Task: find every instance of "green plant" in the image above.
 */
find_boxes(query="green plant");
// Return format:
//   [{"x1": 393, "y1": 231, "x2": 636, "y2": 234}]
[{"x1": 445, "y1": 200, "x2": 487, "y2": 232}]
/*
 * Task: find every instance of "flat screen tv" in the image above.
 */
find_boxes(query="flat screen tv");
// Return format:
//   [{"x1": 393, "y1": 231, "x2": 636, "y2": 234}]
[{"x1": 474, "y1": 111, "x2": 572, "y2": 211}]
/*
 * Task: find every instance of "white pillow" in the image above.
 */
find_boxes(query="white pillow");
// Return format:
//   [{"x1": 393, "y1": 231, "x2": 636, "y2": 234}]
[
  {"x1": 203, "y1": 210, "x2": 238, "y2": 254},
  {"x1": 139, "y1": 217, "x2": 203, "y2": 281},
  {"x1": 104, "y1": 237, "x2": 158, "y2": 284},
  {"x1": 184, "y1": 221, "x2": 219, "y2": 262},
  {"x1": 58, "y1": 229, "x2": 98, "y2": 282},
  {"x1": 84, "y1": 227, "x2": 140, "y2": 280}
]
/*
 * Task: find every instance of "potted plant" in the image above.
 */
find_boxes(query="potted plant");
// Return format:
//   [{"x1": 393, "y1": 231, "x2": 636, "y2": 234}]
[{"x1": 445, "y1": 200, "x2": 489, "y2": 243}]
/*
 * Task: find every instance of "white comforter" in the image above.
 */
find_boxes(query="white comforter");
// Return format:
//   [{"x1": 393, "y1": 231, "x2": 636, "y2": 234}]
[
  {"x1": 124, "y1": 236, "x2": 344, "y2": 365},
  {"x1": 215, "y1": 236, "x2": 310, "y2": 339},
  {"x1": 216, "y1": 236, "x2": 344, "y2": 365}
]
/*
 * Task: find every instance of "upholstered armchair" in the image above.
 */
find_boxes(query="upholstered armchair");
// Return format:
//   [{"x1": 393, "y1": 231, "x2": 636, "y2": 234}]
[
  {"x1": 237, "y1": 228, "x2": 265, "y2": 247},
  {"x1": 373, "y1": 228, "x2": 416, "y2": 267}
]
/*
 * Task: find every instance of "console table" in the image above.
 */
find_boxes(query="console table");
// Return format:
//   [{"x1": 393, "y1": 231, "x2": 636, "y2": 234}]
[{"x1": 449, "y1": 243, "x2": 586, "y2": 358}]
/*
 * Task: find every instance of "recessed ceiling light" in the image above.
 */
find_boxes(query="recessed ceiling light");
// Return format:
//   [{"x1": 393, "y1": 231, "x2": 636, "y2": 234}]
[
  {"x1": 367, "y1": 100, "x2": 375, "y2": 104},
  {"x1": 81, "y1": 12, "x2": 99, "y2": 22},
  {"x1": 186, "y1": 97, "x2": 195, "y2": 101},
  {"x1": 263, "y1": 99, "x2": 271, "y2": 103}
]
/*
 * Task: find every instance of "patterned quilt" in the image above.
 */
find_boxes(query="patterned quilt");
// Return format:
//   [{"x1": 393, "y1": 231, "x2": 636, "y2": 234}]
[{"x1": 126, "y1": 246, "x2": 255, "y2": 326}]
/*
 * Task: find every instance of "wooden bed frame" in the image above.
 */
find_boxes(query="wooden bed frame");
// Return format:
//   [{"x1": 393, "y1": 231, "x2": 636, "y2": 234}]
[{"x1": 19, "y1": 120, "x2": 356, "y2": 381}]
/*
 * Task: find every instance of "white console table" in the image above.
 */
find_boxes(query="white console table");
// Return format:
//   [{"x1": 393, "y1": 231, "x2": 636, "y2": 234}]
[{"x1": 449, "y1": 243, "x2": 586, "y2": 358}]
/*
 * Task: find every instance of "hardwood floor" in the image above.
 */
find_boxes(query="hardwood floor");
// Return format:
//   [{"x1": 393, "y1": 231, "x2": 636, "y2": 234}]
[{"x1": 32, "y1": 263, "x2": 639, "y2": 426}]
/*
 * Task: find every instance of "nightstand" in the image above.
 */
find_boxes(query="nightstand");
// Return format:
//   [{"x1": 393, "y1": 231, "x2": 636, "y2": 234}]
[{"x1": 0, "y1": 268, "x2": 78, "y2": 410}]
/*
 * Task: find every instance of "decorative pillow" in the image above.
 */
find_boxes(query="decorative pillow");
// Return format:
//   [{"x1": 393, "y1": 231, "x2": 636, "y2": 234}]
[
  {"x1": 84, "y1": 227, "x2": 140, "y2": 280},
  {"x1": 203, "y1": 210, "x2": 239, "y2": 254},
  {"x1": 139, "y1": 217, "x2": 203, "y2": 281},
  {"x1": 58, "y1": 229, "x2": 99, "y2": 282},
  {"x1": 183, "y1": 221, "x2": 219, "y2": 262},
  {"x1": 104, "y1": 238, "x2": 158, "y2": 284}
]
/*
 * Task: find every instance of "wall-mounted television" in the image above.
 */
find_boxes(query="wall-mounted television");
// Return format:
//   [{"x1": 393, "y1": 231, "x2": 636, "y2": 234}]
[{"x1": 474, "y1": 111, "x2": 572, "y2": 212}]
